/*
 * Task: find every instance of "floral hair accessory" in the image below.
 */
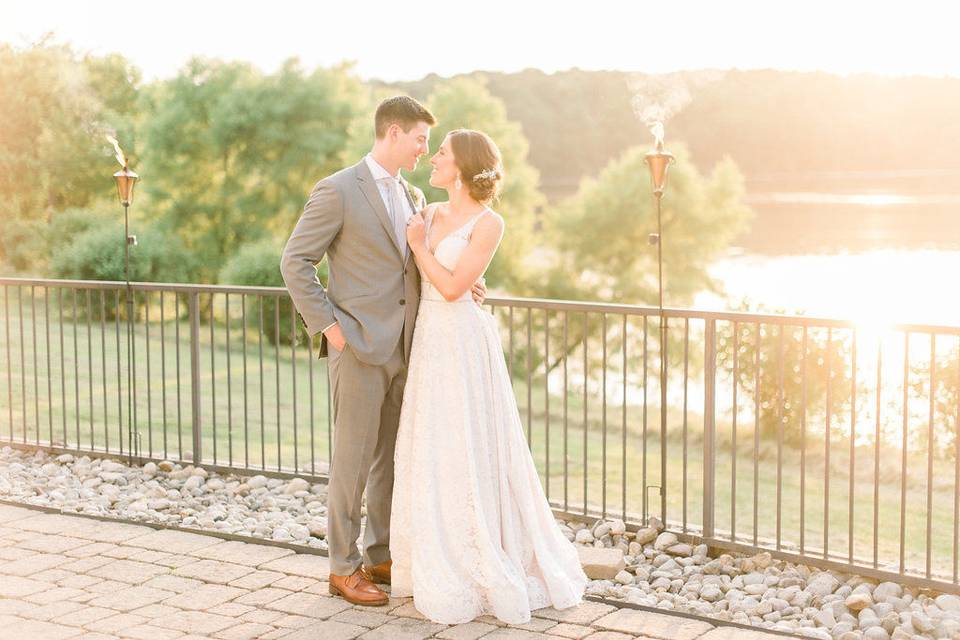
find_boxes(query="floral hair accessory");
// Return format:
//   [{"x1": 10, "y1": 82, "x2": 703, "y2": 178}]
[{"x1": 473, "y1": 168, "x2": 499, "y2": 182}]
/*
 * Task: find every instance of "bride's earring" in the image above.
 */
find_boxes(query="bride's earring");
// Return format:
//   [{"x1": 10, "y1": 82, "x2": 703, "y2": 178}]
[{"x1": 454, "y1": 175, "x2": 462, "y2": 191}]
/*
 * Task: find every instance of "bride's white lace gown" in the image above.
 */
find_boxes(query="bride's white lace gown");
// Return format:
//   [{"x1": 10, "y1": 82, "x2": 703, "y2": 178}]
[{"x1": 390, "y1": 207, "x2": 588, "y2": 625}]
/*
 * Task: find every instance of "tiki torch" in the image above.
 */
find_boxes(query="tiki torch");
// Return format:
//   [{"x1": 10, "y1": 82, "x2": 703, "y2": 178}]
[
  {"x1": 108, "y1": 136, "x2": 139, "y2": 464},
  {"x1": 644, "y1": 122, "x2": 674, "y2": 525}
]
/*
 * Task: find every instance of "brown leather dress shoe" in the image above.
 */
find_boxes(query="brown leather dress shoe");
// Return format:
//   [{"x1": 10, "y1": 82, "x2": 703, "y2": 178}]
[
  {"x1": 328, "y1": 569, "x2": 388, "y2": 606},
  {"x1": 362, "y1": 559, "x2": 391, "y2": 585}
]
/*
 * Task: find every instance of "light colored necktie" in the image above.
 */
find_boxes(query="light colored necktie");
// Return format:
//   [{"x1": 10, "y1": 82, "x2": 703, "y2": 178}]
[{"x1": 382, "y1": 177, "x2": 408, "y2": 258}]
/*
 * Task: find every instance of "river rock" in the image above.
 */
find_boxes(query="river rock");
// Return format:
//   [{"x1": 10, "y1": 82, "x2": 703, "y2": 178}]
[
  {"x1": 247, "y1": 475, "x2": 268, "y2": 489},
  {"x1": 577, "y1": 546, "x2": 625, "y2": 580},
  {"x1": 575, "y1": 529, "x2": 595, "y2": 544},
  {"x1": 285, "y1": 478, "x2": 310, "y2": 495},
  {"x1": 654, "y1": 532, "x2": 678, "y2": 551},
  {"x1": 846, "y1": 592, "x2": 874, "y2": 611}
]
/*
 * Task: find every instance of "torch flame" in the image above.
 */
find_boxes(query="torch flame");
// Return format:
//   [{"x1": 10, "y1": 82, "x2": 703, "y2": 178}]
[
  {"x1": 648, "y1": 121, "x2": 665, "y2": 150},
  {"x1": 106, "y1": 135, "x2": 127, "y2": 169}
]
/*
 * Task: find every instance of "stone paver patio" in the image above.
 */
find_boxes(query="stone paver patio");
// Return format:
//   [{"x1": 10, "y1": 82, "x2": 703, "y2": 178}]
[{"x1": 0, "y1": 504, "x2": 787, "y2": 640}]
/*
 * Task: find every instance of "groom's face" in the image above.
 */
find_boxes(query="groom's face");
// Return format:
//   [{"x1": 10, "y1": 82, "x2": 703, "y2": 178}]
[{"x1": 395, "y1": 121, "x2": 431, "y2": 172}]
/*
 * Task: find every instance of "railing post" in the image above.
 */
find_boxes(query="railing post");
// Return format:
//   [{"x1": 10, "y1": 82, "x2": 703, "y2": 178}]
[
  {"x1": 189, "y1": 291, "x2": 202, "y2": 464},
  {"x1": 703, "y1": 318, "x2": 717, "y2": 540}
]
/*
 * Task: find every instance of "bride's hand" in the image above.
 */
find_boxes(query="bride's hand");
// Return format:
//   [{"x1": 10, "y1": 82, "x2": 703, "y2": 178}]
[{"x1": 406, "y1": 212, "x2": 427, "y2": 251}]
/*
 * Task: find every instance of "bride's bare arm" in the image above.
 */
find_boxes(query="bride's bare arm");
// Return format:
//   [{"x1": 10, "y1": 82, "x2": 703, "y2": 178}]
[{"x1": 407, "y1": 213, "x2": 504, "y2": 302}]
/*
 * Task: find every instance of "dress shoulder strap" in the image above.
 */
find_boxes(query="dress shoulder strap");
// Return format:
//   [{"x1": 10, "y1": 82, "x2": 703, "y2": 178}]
[
  {"x1": 457, "y1": 207, "x2": 491, "y2": 239},
  {"x1": 423, "y1": 203, "x2": 440, "y2": 230}
]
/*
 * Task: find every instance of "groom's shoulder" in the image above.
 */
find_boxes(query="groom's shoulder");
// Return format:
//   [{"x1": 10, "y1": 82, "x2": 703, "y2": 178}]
[{"x1": 322, "y1": 162, "x2": 361, "y2": 189}]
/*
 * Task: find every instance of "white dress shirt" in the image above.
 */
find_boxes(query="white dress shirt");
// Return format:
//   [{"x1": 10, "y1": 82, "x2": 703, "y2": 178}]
[{"x1": 364, "y1": 153, "x2": 414, "y2": 229}]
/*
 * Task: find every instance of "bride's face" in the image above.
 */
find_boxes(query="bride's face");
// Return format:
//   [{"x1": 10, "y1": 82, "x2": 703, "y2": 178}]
[{"x1": 428, "y1": 136, "x2": 459, "y2": 190}]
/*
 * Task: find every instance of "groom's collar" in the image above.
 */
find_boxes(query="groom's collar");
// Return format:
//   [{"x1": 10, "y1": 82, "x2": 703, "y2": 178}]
[{"x1": 364, "y1": 153, "x2": 401, "y2": 181}]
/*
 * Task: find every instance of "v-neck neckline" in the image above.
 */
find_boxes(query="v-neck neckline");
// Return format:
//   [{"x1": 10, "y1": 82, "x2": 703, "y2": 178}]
[{"x1": 427, "y1": 205, "x2": 489, "y2": 256}]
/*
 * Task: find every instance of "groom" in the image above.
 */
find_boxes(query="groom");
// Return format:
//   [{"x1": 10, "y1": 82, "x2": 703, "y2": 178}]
[{"x1": 280, "y1": 96, "x2": 485, "y2": 606}]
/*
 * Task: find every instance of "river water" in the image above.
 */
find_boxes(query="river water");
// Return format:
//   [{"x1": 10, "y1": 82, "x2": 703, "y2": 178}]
[{"x1": 694, "y1": 179, "x2": 960, "y2": 326}]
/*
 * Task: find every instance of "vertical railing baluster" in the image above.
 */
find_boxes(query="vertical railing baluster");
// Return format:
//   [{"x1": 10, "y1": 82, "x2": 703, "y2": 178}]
[
  {"x1": 642, "y1": 316, "x2": 648, "y2": 521},
  {"x1": 682, "y1": 317, "x2": 689, "y2": 533},
  {"x1": 874, "y1": 337, "x2": 882, "y2": 569},
  {"x1": 825, "y1": 327, "x2": 832, "y2": 560},
  {"x1": 211, "y1": 292, "x2": 218, "y2": 464},
  {"x1": 46, "y1": 288, "x2": 54, "y2": 446},
  {"x1": 31, "y1": 287, "x2": 39, "y2": 444},
  {"x1": 242, "y1": 294, "x2": 249, "y2": 469},
  {"x1": 129, "y1": 289, "x2": 138, "y2": 459},
  {"x1": 291, "y1": 296, "x2": 298, "y2": 472},
  {"x1": 850, "y1": 330, "x2": 857, "y2": 565},
  {"x1": 753, "y1": 321, "x2": 760, "y2": 547},
  {"x1": 227, "y1": 293, "x2": 233, "y2": 467},
  {"x1": 900, "y1": 332, "x2": 910, "y2": 573},
  {"x1": 703, "y1": 318, "x2": 716, "y2": 540},
  {"x1": 954, "y1": 335, "x2": 960, "y2": 585},
  {"x1": 622, "y1": 314, "x2": 628, "y2": 521},
  {"x1": 801, "y1": 326, "x2": 808, "y2": 555},
  {"x1": 99, "y1": 291, "x2": 106, "y2": 452},
  {"x1": 309, "y1": 325, "x2": 315, "y2": 476},
  {"x1": 189, "y1": 291, "x2": 202, "y2": 465},
  {"x1": 86, "y1": 290, "x2": 93, "y2": 450},
  {"x1": 527, "y1": 308, "x2": 532, "y2": 450},
  {"x1": 259, "y1": 297, "x2": 265, "y2": 470},
  {"x1": 508, "y1": 306, "x2": 514, "y2": 383},
  {"x1": 175, "y1": 293, "x2": 183, "y2": 459},
  {"x1": 583, "y1": 313, "x2": 588, "y2": 515},
  {"x1": 544, "y1": 311, "x2": 550, "y2": 500},
  {"x1": 72, "y1": 289, "x2": 80, "y2": 449},
  {"x1": 732, "y1": 321, "x2": 739, "y2": 542},
  {"x1": 563, "y1": 311, "x2": 569, "y2": 512},
  {"x1": 145, "y1": 293, "x2": 152, "y2": 457},
  {"x1": 115, "y1": 290, "x2": 122, "y2": 453},
  {"x1": 275, "y1": 297, "x2": 281, "y2": 471},
  {"x1": 160, "y1": 291, "x2": 167, "y2": 457},
  {"x1": 18, "y1": 287, "x2": 25, "y2": 442},
  {"x1": 4, "y1": 286, "x2": 11, "y2": 442},
  {"x1": 601, "y1": 313, "x2": 607, "y2": 518},
  {"x1": 926, "y1": 334, "x2": 935, "y2": 579},
  {"x1": 777, "y1": 325, "x2": 784, "y2": 551}
]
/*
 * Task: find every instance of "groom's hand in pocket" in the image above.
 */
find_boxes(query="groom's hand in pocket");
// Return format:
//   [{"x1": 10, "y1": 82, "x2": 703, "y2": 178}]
[
  {"x1": 471, "y1": 277, "x2": 487, "y2": 306},
  {"x1": 323, "y1": 322, "x2": 347, "y2": 352}
]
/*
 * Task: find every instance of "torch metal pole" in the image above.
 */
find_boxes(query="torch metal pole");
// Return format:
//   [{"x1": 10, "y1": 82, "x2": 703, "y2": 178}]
[
  {"x1": 123, "y1": 203, "x2": 135, "y2": 465},
  {"x1": 655, "y1": 193, "x2": 667, "y2": 525}
]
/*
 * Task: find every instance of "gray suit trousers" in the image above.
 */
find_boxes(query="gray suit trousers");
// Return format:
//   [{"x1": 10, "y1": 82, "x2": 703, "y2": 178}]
[{"x1": 326, "y1": 333, "x2": 407, "y2": 575}]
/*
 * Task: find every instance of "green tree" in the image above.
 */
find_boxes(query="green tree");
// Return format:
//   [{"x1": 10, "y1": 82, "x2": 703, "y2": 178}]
[
  {"x1": 140, "y1": 57, "x2": 366, "y2": 281},
  {"x1": 497, "y1": 145, "x2": 751, "y2": 382},
  {"x1": 404, "y1": 77, "x2": 545, "y2": 293},
  {"x1": 548, "y1": 144, "x2": 751, "y2": 306},
  {"x1": 0, "y1": 41, "x2": 129, "y2": 271}
]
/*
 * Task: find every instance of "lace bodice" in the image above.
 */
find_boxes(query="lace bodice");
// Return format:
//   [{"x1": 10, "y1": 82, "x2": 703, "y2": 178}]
[{"x1": 419, "y1": 205, "x2": 489, "y2": 302}]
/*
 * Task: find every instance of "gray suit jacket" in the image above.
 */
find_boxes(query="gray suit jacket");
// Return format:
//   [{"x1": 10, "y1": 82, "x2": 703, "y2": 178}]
[{"x1": 280, "y1": 159, "x2": 424, "y2": 365}]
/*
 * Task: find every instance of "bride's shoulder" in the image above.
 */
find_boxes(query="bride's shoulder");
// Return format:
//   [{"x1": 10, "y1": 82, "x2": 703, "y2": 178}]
[
  {"x1": 423, "y1": 201, "x2": 447, "y2": 219},
  {"x1": 477, "y1": 208, "x2": 505, "y2": 234}
]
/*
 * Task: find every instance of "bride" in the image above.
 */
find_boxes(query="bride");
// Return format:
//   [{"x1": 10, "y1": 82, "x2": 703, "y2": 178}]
[{"x1": 388, "y1": 129, "x2": 588, "y2": 624}]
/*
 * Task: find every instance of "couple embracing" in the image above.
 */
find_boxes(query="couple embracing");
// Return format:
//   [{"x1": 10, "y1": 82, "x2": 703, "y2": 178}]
[{"x1": 280, "y1": 96, "x2": 587, "y2": 625}]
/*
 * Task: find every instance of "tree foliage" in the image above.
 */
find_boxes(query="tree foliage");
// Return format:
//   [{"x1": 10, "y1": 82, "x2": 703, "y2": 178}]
[{"x1": 140, "y1": 57, "x2": 366, "y2": 280}]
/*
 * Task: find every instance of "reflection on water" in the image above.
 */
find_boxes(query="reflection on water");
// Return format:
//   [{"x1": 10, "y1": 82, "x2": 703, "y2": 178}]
[
  {"x1": 736, "y1": 180, "x2": 960, "y2": 256},
  {"x1": 704, "y1": 184, "x2": 960, "y2": 325},
  {"x1": 698, "y1": 249, "x2": 960, "y2": 326}
]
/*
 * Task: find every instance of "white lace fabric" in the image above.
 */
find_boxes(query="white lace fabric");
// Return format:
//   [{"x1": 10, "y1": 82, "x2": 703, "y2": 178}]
[{"x1": 390, "y1": 206, "x2": 588, "y2": 625}]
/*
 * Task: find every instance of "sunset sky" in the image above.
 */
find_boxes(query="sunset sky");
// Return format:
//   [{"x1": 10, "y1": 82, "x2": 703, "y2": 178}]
[{"x1": 2, "y1": 0, "x2": 958, "y2": 81}]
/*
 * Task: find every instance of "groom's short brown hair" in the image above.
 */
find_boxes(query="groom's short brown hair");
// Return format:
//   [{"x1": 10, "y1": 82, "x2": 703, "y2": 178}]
[{"x1": 375, "y1": 96, "x2": 437, "y2": 139}]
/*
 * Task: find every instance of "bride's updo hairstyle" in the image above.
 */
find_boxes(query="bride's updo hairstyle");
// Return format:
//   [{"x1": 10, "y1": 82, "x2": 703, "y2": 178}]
[{"x1": 448, "y1": 129, "x2": 504, "y2": 204}]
